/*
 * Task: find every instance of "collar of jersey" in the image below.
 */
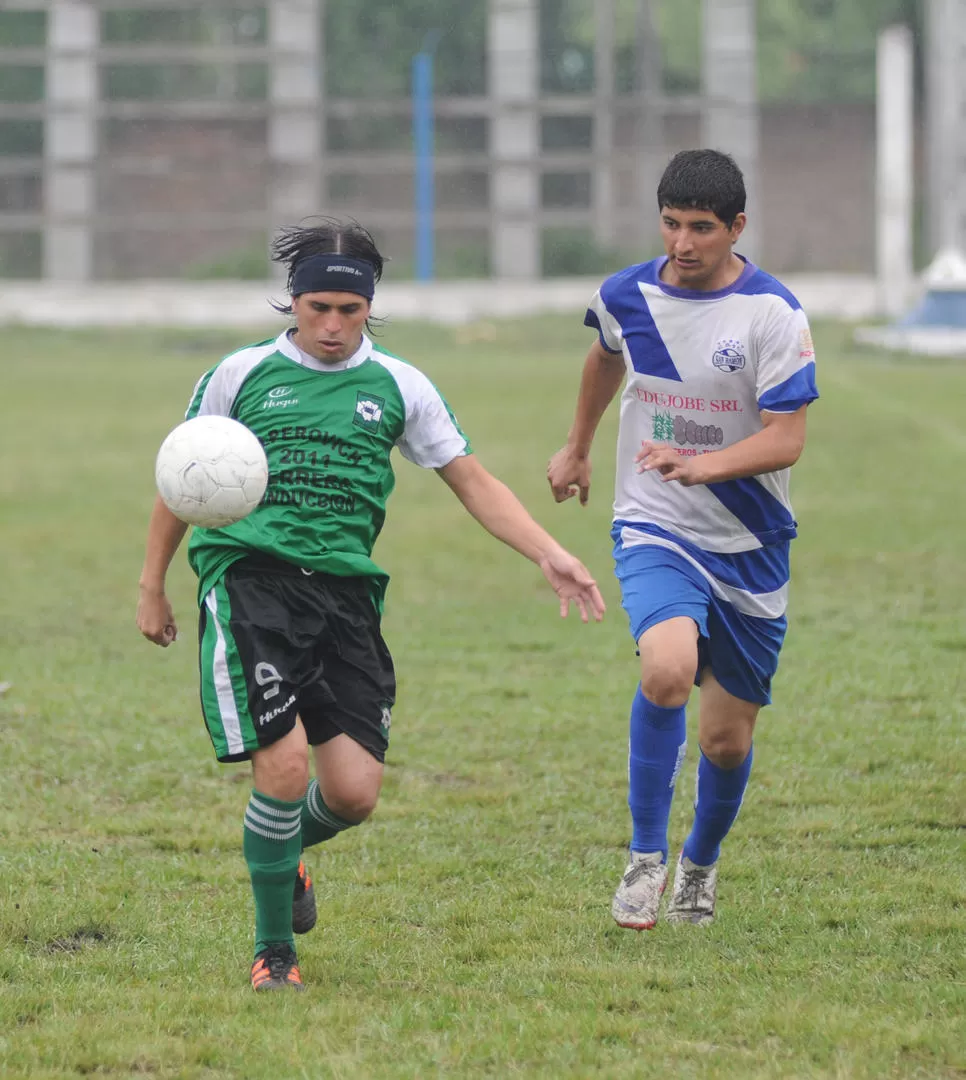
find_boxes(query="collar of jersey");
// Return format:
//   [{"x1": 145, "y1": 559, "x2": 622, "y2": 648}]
[
  {"x1": 275, "y1": 330, "x2": 373, "y2": 372},
  {"x1": 647, "y1": 255, "x2": 757, "y2": 301}
]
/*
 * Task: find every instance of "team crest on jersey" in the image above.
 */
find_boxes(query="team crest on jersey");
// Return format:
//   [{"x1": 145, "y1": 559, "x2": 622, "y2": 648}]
[
  {"x1": 712, "y1": 339, "x2": 746, "y2": 373},
  {"x1": 353, "y1": 392, "x2": 385, "y2": 433}
]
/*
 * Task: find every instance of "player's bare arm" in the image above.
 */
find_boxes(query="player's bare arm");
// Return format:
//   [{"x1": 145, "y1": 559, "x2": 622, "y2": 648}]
[
  {"x1": 137, "y1": 494, "x2": 189, "y2": 646},
  {"x1": 547, "y1": 339, "x2": 625, "y2": 505},
  {"x1": 637, "y1": 406, "x2": 808, "y2": 486},
  {"x1": 437, "y1": 454, "x2": 605, "y2": 623}
]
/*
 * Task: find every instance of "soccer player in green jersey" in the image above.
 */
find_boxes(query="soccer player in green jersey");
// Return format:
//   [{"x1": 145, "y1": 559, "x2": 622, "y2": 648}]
[{"x1": 137, "y1": 219, "x2": 606, "y2": 992}]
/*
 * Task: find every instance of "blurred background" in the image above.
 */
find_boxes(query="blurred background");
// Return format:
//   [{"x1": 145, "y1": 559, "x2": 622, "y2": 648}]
[{"x1": 0, "y1": 0, "x2": 953, "y2": 312}]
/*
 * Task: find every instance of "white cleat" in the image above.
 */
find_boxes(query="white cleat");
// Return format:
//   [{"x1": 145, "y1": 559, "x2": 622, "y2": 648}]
[
  {"x1": 611, "y1": 851, "x2": 668, "y2": 930},
  {"x1": 666, "y1": 854, "x2": 717, "y2": 925}
]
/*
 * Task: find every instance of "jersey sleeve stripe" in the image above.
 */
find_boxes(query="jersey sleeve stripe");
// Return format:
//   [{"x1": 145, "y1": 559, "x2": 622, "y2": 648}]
[
  {"x1": 185, "y1": 368, "x2": 216, "y2": 420},
  {"x1": 757, "y1": 362, "x2": 819, "y2": 413},
  {"x1": 369, "y1": 347, "x2": 471, "y2": 468},
  {"x1": 583, "y1": 308, "x2": 622, "y2": 353}
]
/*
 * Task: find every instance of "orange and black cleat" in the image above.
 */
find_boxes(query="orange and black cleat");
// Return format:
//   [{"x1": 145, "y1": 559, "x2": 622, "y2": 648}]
[
  {"x1": 292, "y1": 860, "x2": 317, "y2": 935},
  {"x1": 250, "y1": 944, "x2": 305, "y2": 992}
]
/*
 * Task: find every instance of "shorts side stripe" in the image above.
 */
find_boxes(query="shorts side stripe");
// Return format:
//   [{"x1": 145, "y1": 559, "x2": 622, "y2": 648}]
[
  {"x1": 199, "y1": 606, "x2": 230, "y2": 759},
  {"x1": 201, "y1": 583, "x2": 257, "y2": 756}
]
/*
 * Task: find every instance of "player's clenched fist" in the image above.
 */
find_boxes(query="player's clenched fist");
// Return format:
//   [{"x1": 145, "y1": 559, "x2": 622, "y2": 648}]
[{"x1": 547, "y1": 446, "x2": 592, "y2": 505}]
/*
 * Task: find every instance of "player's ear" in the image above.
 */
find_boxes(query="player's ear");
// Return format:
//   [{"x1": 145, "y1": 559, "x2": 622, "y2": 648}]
[{"x1": 730, "y1": 213, "x2": 747, "y2": 242}]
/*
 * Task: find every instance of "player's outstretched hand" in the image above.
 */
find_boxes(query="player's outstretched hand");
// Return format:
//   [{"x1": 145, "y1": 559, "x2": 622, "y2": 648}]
[
  {"x1": 547, "y1": 446, "x2": 592, "y2": 505},
  {"x1": 636, "y1": 441, "x2": 701, "y2": 486},
  {"x1": 539, "y1": 548, "x2": 606, "y2": 623},
  {"x1": 137, "y1": 586, "x2": 178, "y2": 647}
]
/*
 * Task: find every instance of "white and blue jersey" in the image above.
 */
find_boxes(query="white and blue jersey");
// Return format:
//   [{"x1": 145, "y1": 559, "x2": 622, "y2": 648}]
[{"x1": 586, "y1": 256, "x2": 819, "y2": 703}]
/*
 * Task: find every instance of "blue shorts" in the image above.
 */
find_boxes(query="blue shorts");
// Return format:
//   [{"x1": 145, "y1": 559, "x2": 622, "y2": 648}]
[{"x1": 612, "y1": 526, "x2": 787, "y2": 706}]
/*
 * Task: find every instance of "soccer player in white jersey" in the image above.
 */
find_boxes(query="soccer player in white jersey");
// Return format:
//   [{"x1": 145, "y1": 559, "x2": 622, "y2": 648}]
[
  {"x1": 548, "y1": 150, "x2": 818, "y2": 928},
  {"x1": 137, "y1": 219, "x2": 605, "y2": 991}
]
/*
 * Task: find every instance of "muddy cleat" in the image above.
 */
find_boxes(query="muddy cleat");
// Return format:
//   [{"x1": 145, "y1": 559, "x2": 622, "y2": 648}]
[
  {"x1": 611, "y1": 851, "x2": 668, "y2": 930},
  {"x1": 250, "y1": 944, "x2": 305, "y2": 992},
  {"x1": 292, "y1": 860, "x2": 317, "y2": 935},
  {"x1": 666, "y1": 854, "x2": 717, "y2": 925}
]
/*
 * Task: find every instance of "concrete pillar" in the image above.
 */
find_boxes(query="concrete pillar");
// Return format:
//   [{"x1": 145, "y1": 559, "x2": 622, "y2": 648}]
[
  {"x1": 488, "y1": 0, "x2": 540, "y2": 280},
  {"x1": 925, "y1": 0, "x2": 966, "y2": 256},
  {"x1": 635, "y1": 0, "x2": 664, "y2": 250},
  {"x1": 701, "y1": 0, "x2": 759, "y2": 260},
  {"x1": 593, "y1": 0, "x2": 617, "y2": 249},
  {"x1": 876, "y1": 25, "x2": 915, "y2": 318},
  {"x1": 268, "y1": 0, "x2": 323, "y2": 231},
  {"x1": 44, "y1": 0, "x2": 98, "y2": 281}
]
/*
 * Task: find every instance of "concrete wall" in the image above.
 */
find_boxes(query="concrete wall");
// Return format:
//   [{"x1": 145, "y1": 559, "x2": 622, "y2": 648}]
[
  {"x1": 86, "y1": 102, "x2": 878, "y2": 279},
  {"x1": 660, "y1": 103, "x2": 877, "y2": 274}
]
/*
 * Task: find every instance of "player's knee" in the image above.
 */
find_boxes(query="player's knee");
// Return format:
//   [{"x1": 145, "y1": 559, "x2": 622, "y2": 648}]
[
  {"x1": 253, "y1": 748, "x2": 310, "y2": 803},
  {"x1": 700, "y1": 734, "x2": 751, "y2": 770},
  {"x1": 324, "y1": 785, "x2": 379, "y2": 824},
  {"x1": 640, "y1": 666, "x2": 693, "y2": 708}
]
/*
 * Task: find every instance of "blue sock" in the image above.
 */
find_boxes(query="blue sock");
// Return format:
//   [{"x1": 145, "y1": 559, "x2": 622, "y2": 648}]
[
  {"x1": 682, "y1": 747, "x2": 754, "y2": 866},
  {"x1": 627, "y1": 686, "x2": 687, "y2": 861}
]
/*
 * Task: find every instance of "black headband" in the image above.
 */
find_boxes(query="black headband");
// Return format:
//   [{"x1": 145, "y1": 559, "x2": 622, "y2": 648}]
[{"x1": 291, "y1": 255, "x2": 376, "y2": 300}]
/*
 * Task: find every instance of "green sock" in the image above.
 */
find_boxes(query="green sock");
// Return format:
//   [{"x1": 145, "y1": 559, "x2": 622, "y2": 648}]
[
  {"x1": 301, "y1": 778, "x2": 358, "y2": 849},
  {"x1": 243, "y1": 790, "x2": 302, "y2": 955}
]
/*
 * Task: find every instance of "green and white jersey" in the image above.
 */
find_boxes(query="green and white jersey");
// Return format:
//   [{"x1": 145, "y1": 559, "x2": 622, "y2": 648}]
[{"x1": 183, "y1": 330, "x2": 471, "y2": 606}]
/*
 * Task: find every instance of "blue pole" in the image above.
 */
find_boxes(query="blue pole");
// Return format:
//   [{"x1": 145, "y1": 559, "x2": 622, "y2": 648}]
[{"x1": 412, "y1": 50, "x2": 435, "y2": 281}]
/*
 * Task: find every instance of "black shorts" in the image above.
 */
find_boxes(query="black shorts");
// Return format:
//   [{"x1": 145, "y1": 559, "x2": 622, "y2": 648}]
[{"x1": 197, "y1": 555, "x2": 395, "y2": 764}]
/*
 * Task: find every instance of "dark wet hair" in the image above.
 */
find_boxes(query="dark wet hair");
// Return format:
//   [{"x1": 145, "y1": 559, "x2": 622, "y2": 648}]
[
  {"x1": 657, "y1": 149, "x2": 746, "y2": 228},
  {"x1": 270, "y1": 218, "x2": 386, "y2": 328}
]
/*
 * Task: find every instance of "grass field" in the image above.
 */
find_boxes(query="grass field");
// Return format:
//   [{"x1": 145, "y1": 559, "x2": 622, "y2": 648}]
[{"x1": 1, "y1": 315, "x2": 964, "y2": 1079}]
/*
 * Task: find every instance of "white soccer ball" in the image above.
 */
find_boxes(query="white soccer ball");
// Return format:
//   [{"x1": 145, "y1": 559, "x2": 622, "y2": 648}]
[{"x1": 155, "y1": 415, "x2": 268, "y2": 528}]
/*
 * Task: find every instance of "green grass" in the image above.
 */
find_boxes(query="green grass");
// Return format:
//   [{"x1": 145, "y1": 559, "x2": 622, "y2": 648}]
[{"x1": 1, "y1": 316, "x2": 964, "y2": 1079}]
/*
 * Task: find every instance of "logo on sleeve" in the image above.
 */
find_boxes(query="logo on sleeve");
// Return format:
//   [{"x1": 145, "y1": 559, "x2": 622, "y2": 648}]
[
  {"x1": 353, "y1": 392, "x2": 386, "y2": 433},
  {"x1": 712, "y1": 339, "x2": 746, "y2": 373}
]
